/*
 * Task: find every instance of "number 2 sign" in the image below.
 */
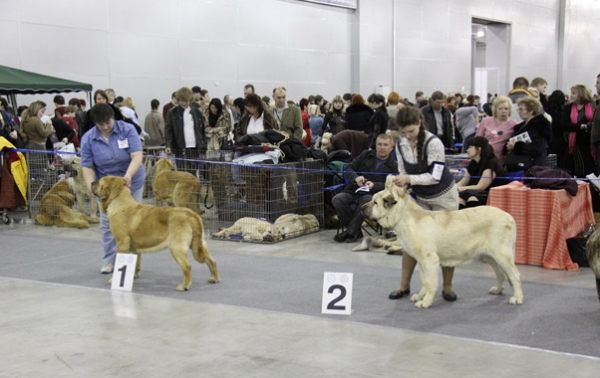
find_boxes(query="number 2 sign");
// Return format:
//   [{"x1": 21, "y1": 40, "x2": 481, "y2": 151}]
[{"x1": 321, "y1": 272, "x2": 353, "y2": 315}]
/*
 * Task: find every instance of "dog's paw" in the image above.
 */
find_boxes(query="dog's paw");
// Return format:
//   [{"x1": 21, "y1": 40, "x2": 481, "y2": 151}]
[
  {"x1": 489, "y1": 286, "x2": 504, "y2": 295},
  {"x1": 208, "y1": 278, "x2": 219, "y2": 283},
  {"x1": 414, "y1": 300, "x2": 432, "y2": 308},
  {"x1": 409, "y1": 293, "x2": 423, "y2": 302},
  {"x1": 509, "y1": 296, "x2": 523, "y2": 305},
  {"x1": 108, "y1": 277, "x2": 113, "y2": 285},
  {"x1": 176, "y1": 284, "x2": 189, "y2": 291}
]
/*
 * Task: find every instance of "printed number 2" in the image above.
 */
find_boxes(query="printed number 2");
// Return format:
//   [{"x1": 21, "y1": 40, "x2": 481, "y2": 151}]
[
  {"x1": 327, "y1": 284, "x2": 346, "y2": 310},
  {"x1": 118, "y1": 265, "x2": 127, "y2": 287}
]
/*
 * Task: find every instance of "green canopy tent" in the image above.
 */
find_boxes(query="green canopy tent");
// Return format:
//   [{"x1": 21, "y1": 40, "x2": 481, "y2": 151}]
[{"x1": 0, "y1": 65, "x2": 93, "y2": 110}]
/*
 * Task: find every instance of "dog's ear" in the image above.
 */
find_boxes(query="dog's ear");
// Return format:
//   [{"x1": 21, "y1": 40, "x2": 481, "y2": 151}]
[
  {"x1": 395, "y1": 185, "x2": 406, "y2": 199},
  {"x1": 385, "y1": 175, "x2": 396, "y2": 191},
  {"x1": 383, "y1": 194, "x2": 397, "y2": 209}
]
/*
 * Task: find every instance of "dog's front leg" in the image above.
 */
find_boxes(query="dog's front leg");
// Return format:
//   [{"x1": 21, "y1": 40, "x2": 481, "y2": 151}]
[
  {"x1": 413, "y1": 253, "x2": 439, "y2": 308},
  {"x1": 134, "y1": 252, "x2": 141, "y2": 278}
]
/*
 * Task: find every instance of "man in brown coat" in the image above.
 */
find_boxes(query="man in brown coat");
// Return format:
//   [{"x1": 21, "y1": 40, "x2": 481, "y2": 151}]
[{"x1": 270, "y1": 87, "x2": 303, "y2": 140}]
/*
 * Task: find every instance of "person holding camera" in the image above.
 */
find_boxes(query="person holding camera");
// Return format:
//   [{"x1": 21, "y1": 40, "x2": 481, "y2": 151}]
[{"x1": 561, "y1": 84, "x2": 595, "y2": 178}]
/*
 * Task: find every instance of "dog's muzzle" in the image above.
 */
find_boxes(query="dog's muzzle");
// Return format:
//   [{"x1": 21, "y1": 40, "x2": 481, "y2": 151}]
[{"x1": 361, "y1": 202, "x2": 373, "y2": 219}]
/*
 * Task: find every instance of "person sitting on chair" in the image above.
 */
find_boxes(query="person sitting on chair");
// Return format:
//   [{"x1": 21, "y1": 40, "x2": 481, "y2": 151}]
[{"x1": 332, "y1": 133, "x2": 398, "y2": 243}]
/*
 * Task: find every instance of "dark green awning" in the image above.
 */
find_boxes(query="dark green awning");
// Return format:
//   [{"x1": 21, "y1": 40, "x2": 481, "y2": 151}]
[{"x1": 0, "y1": 65, "x2": 92, "y2": 95}]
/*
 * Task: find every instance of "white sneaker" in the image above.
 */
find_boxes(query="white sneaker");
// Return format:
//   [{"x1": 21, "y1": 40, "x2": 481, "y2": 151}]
[{"x1": 100, "y1": 263, "x2": 114, "y2": 274}]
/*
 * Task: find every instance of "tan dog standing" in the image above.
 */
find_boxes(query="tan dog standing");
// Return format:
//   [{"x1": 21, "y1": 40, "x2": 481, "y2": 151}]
[
  {"x1": 92, "y1": 176, "x2": 219, "y2": 291},
  {"x1": 362, "y1": 176, "x2": 523, "y2": 308},
  {"x1": 152, "y1": 158, "x2": 204, "y2": 215}
]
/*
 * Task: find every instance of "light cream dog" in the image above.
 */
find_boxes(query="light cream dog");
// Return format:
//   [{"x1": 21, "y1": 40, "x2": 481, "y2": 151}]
[
  {"x1": 362, "y1": 176, "x2": 523, "y2": 308},
  {"x1": 65, "y1": 157, "x2": 99, "y2": 220},
  {"x1": 273, "y1": 214, "x2": 320, "y2": 238},
  {"x1": 92, "y1": 176, "x2": 219, "y2": 291},
  {"x1": 152, "y1": 158, "x2": 204, "y2": 215},
  {"x1": 212, "y1": 217, "x2": 281, "y2": 242}
]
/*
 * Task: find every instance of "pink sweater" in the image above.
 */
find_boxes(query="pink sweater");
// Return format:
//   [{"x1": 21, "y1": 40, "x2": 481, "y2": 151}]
[{"x1": 476, "y1": 117, "x2": 517, "y2": 164}]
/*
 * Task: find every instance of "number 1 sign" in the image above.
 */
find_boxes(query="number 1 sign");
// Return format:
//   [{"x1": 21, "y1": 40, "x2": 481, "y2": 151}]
[
  {"x1": 111, "y1": 254, "x2": 138, "y2": 292},
  {"x1": 321, "y1": 272, "x2": 353, "y2": 315}
]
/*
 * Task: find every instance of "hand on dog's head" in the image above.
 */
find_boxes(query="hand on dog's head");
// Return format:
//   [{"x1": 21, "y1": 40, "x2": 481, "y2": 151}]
[{"x1": 386, "y1": 175, "x2": 406, "y2": 198}]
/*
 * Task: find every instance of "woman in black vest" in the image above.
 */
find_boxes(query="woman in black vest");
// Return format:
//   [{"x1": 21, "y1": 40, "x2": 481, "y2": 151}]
[{"x1": 389, "y1": 106, "x2": 460, "y2": 302}]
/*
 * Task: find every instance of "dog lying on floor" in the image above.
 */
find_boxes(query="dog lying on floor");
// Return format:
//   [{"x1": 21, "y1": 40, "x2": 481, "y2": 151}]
[
  {"x1": 212, "y1": 217, "x2": 281, "y2": 242},
  {"x1": 352, "y1": 236, "x2": 403, "y2": 254},
  {"x1": 585, "y1": 230, "x2": 600, "y2": 303},
  {"x1": 273, "y1": 214, "x2": 320, "y2": 237},
  {"x1": 64, "y1": 157, "x2": 99, "y2": 221},
  {"x1": 92, "y1": 176, "x2": 219, "y2": 291},
  {"x1": 35, "y1": 180, "x2": 99, "y2": 229},
  {"x1": 362, "y1": 176, "x2": 523, "y2": 308},
  {"x1": 152, "y1": 158, "x2": 204, "y2": 215}
]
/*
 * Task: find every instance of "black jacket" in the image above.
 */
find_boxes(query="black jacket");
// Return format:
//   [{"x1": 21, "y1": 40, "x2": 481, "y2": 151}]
[
  {"x1": 343, "y1": 149, "x2": 398, "y2": 194},
  {"x1": 52, "y1": 118, "x2": 75, "y2": 143},
  {"x1": 80, "y1": 104, "x2": 141, "y2": 137},
  {"x1": 510, "y1": 114, "x2": 552, "y2": 167},
  {"x1": 165, "y1": 105, "x2": 206, "y2": 151},
  {"x1": 368, "y1": 107, "x2": 389, "y2": 148},
  {"x1": 345, "y1": 104, "x2": 373, "y2": 133},
  {"x1": 421, "y1": 104, "x2": 453, "y2": 149}
]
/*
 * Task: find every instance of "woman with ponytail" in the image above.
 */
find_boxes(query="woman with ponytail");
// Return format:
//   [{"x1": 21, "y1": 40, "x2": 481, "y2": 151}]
[{"x1": 389, "y1": 106, "x2": 459, "y2": 302}]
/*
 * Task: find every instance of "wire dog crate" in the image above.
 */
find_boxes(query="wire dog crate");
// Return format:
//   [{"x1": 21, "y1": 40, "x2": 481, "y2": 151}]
[{"x1": 206, "y1": 158, "x2": 323, "y2": 243}]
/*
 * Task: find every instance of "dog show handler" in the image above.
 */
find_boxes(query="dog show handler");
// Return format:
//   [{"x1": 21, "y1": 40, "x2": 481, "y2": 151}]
[
  {"x1": 81, "y1": 103, "x2": 145, "y2": 274},
  {"x1": 391, "y1": 106, "x2": 460, "y2": 302}
]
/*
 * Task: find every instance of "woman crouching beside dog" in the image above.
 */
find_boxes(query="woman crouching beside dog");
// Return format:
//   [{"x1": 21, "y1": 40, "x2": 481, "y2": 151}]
[
  {"x1": 390, "y1": 106, "x2": 459, "y2": 302},
  {"x1": 456, "y1": 136, "x2": 508, "y2": 209},
  {"x1": 81, "y1": 103, "x2": 145, "y2": 274}
]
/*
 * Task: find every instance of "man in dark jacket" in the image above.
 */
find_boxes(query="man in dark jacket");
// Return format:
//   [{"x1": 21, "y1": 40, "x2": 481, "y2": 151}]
[
  {"x1": 165, "y1": 87, "x2": 206, "y2": 170},
  {"x1": 332, "y1": 134, "x2": 398, "y2": 243},
  {"x1": 421, "y1": 91, "x2": 453, "y2": 149}
]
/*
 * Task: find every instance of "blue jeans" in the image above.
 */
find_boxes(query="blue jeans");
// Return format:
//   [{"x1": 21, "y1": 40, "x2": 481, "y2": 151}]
[{"x1": 99, "y1": 186, "x2": 143, "y2": 264}]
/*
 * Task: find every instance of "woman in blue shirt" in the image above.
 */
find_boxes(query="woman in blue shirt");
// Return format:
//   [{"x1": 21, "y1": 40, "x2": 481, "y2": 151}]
[{"x1": 81, "y1": 103, "x2": 145, "y2": 274}]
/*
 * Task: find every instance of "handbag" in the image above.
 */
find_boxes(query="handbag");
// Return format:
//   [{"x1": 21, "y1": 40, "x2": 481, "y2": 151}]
[
  {"x1": 221, "y1": 134, "x2": 234, "y2": 150},
  {"x1": 504, "y1": 152, "x2": 534, "y2": 172}
]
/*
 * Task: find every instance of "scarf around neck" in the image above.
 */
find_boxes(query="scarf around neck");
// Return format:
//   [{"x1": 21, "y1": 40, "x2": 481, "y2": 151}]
[{"x1": 568, "y1": 102, "x2": 594, "y2": 154}]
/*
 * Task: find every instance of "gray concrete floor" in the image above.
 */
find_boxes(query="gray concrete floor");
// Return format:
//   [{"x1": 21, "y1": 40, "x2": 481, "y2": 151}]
[{"x1": 1, "y1": 219, "x2": 600, "y2": 377}]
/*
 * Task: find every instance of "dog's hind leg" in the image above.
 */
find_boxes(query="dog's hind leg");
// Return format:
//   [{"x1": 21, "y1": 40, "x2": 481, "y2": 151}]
[
  {"x1": 493, "y1": 253, "x2": 524, "y2": 305},
  {"x1": 192, "y1": 237, "x2": 219, "y2": 283},
  {"x1": 170, "y1": 243, "x2": 192, "y2": 291},
  {"x1": 483, "y1": 256, "x2": 506, "y2": 295}
]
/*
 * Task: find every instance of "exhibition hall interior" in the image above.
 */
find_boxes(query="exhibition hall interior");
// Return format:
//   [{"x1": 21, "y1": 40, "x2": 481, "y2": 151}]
[{"x1": 1, "y1": 0, "x2": 600, "y2": 376}]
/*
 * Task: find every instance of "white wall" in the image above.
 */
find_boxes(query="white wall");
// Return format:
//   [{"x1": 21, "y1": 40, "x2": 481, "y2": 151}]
[
  {"x1": 563, "y1": 0, "x2": 600, "y2": 91},
  {"x1": 1, "y1": 0, "x2": 600, "y2": 119}
]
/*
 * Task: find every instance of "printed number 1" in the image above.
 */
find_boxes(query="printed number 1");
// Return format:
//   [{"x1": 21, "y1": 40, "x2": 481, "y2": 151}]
[
  {"x1": 118, "y1": 265, "x2": 127, "y2": 287},
  {"x1": 327, "y1": 284, "x2": 347, "y2": 310}
]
